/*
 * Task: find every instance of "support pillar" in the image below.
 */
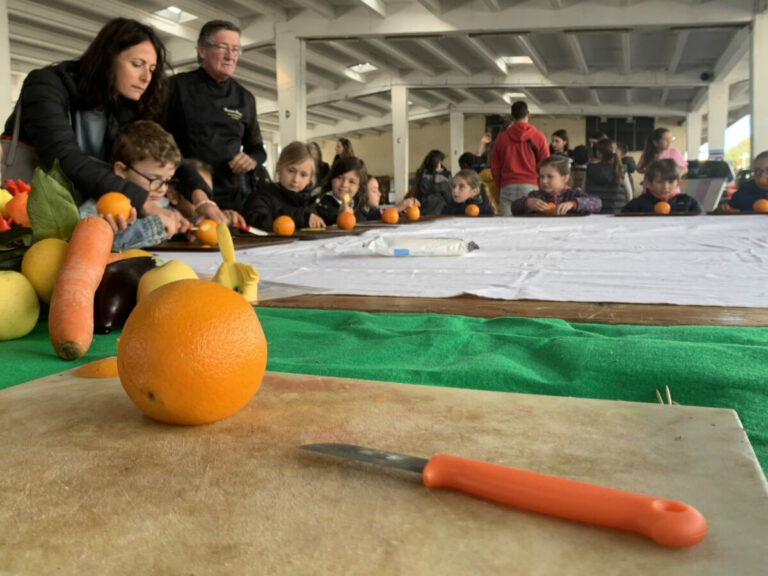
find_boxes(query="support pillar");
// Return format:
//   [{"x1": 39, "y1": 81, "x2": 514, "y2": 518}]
[
  {"x1": 0, "y1": 0, "x2": 12, "y2": 122},
  {"x1": 275, "y1": 34, "x2": 306, "y2": 145},
  {"x1": 685, "y1": 111, "x2": 702, "y2": 160},
  {"x1": 449, "y1": 108, "x2": 464, "y2": 175},
  {"x1": 706, "y1": 81, "x2": 728, "y2": 159},
  {"x1": 752, "y1": 10, "x2": 768, "y2": 158},
  {"x1": 391, "y1": 85, "x2": 409, "y2": 203}
]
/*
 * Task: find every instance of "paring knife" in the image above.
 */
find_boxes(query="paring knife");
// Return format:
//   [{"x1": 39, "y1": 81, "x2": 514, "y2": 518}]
[
  {"x1": 300, "y1": 443, "x2": 707, "y2": 548},
  {"x1": 234, "y1": 222, "x2": 269, "y2": 237}
]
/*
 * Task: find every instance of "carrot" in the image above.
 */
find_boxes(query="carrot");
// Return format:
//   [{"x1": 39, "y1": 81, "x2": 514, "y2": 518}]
[{"x1": 49, "y1": 216, "x2": 114, "y2": 360}]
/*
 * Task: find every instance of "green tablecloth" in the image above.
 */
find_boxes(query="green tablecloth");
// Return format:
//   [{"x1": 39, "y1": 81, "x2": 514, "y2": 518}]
[{"x1": 3, "y1": 307, "x2": 766, "y2": 476}]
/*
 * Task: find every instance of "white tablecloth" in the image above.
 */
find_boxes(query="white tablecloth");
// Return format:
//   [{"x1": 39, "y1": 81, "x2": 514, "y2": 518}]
[{"x1": 159, "y1": 215, "x2": 768, "y2": 308}]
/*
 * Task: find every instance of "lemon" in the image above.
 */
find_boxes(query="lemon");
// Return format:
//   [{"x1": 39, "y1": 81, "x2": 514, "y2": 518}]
[
  {"x1": 21, "y1": 238, "x2": 69, "y2": 303},
  {"x1": 0, "y1": 271, "x2": 40, "y2": 341},
  {"x1": 121, "y1": 249, "x2": 155, "y2": 259}
]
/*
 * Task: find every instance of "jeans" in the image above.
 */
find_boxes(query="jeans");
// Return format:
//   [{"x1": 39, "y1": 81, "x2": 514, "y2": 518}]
[{"x1": 499, "y1": 183, "x2": 538, "y2": 216}]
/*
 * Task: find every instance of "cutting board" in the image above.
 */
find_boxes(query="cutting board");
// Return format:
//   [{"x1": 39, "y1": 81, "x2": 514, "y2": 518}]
[{"x1": 1, "y1": 371, "x2": 766, "y2": 575}]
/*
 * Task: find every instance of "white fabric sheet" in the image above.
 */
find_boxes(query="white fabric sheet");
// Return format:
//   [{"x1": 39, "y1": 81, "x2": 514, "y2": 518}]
[{"x1": 159, "y1": 215, "x2": 768, "y2": 308}]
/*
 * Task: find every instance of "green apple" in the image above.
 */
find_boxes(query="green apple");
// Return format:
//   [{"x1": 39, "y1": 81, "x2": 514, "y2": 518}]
[
  {"x1": 0, "y1": 271, "x2": 40, "y2": 341},
  {"x1": 136, "y1": 260, "x2": 198, "y2": 302}
]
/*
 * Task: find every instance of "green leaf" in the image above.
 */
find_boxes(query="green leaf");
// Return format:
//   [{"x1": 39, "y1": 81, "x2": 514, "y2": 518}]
[{"x1": 27, "y1": 165, "x2": 80, "y2": 241}]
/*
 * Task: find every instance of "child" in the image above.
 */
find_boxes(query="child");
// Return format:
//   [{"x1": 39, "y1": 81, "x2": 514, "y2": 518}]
[
  {"x1": 413, "y1": 149, "x2": 452, "y2": 215},
  {"x1": 550, "y1": 129, "x2": 569, "y2": 156},
  {"x1": 637, "y1": 128, "x2": 687, "y2": 175},
  {"x1": 622, "y1": 159, "x2": 701, "y2": 213},
  {"x1": 585, "y1": 138, "x2": 632, "y2": 213},
  {"x1": 729, "y1": 151, "x2": 768, "y2": 211},
  {"x1": 569, "y1": 145, "x2": 590, "y2": 190},
  {"x1": 166, "y1": 159, "x2": 245, "y2": 227},
  {"x1": 242, "y1": 141, "x2": 325, "y2": 230},
  {"x1": 353, "y1": 176, "x2": 419, "y2": 222},
  {"x1": 512, "y1": 155, "x2": 602, "y2": 216},
  {"x1": 79, "y1": 120, "x2": 185, "y2": 249},
  {"x1": 442, "y1": 170, "x2": 495, "y2": 216},
  {"x1": 316, "y1": 156, "x2": 368, "y2": 224}
]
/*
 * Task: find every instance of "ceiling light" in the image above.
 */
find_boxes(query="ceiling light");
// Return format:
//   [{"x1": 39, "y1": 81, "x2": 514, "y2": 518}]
[
  {"x1": 500, "y1": 56, "x2": 533, "y2": 65},
  {"x1": 502, "y1": 92, "x2": 526, "y2": 104},
  {"x1": 344, "y1": 69, "x2": 365, "y2": 83},
  {"x1": 154, "y1": 6, "x2": 198, "y2": 23},
  {"x1": 347, "y1": 62, "x2": 378, "y2": 74}
]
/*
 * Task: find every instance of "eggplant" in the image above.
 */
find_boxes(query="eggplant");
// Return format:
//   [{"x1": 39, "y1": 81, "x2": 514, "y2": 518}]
[{"x1": 94, "y1": 256, "x2": 157, "y2": 334}]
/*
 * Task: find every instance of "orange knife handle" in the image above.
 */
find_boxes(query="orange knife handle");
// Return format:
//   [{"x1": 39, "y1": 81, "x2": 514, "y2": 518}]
[{"x1": 422, "y1": 454, "x2": 707, "y2": 547}]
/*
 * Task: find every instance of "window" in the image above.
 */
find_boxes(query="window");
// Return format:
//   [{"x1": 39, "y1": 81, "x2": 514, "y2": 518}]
[{"x1": 585, "y1": 116, "x2": 654, "y2": 151}]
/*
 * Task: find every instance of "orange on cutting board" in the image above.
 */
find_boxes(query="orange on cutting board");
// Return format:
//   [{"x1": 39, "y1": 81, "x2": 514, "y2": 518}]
[
  {"x1": 543, "y1": 202, "x2": 556, "y2": 216},
  {"x1": 195, "y1": 219, "x2": 218, "y2": 245},
  {"x1": 405, "y1": 205, "x2": 420, "y2": 221},
  {"x1": 336, "y1": 211, "x2": 356, "y2": 230},
  {"x1": 273, "y1": 215, "x2": 295, "y2": 236},
  {"x1": 75, "y1": 356, "x2": 119, "y2": 378},
  {"x1": 382, "y1": 207, "x2": 399, "y2": 224},
  {"x1": 752, "y1": 198, "x2": 768, "y2": 213},
  {"x1": 654, "y1": 201, "x2": 671, "y2": 215},
  {"x1": 465, "y1": 204, "x2": 480, "y2": 217},
  {"x1": 96, "y1": 192, "x2": 132, "y2": 221},
  {"x1": 117, "y1": 279, "x2": 267, "y2": 425}
]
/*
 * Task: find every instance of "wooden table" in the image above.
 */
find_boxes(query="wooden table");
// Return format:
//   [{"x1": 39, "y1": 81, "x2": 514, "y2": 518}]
[{"x1": 2, "y1": 370, "x2": 766, "y2": 575}]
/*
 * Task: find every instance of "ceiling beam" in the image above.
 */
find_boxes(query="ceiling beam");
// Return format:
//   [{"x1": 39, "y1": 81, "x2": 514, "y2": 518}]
[
  {"x1": 292, "y1": 0, "x2": 336, "y2": 20},
  {"x1": 660, "y1": 88, "x2": 669, "y2": 106},
  {"x1": 416, "y1": 0, "x2": 442, "y2": 16},
  {"x1": 406, "y1": 90, "x2": 437, "y2": 108},
  {"x1": 667, "y1": 30, "x2": 690, "y2": 74},
  {"x1": 713, "y1": 26, "x2": 751, "y2": 82},
  {"x1": 306, "y1": 48, "x2": 358, "y2": 82},
  {"x1": 7, "y1": 0, "x2": 102, "y2": 36},
  {"x1": 454, "y1": 88, "x2": 486, "y2": 104},
  {"x1": 424, "y1": 89, "x2": 459, "y2": 105},
  {"x1": 307, "y1": 111, "x2": 339, "y2": 126},
  {"x1": 228, "y1": 0, "x2": 287, "y2": 19},
  {"x1": 358, "y1": 0, "x2": 387, "y2": 17},
  {"x1": 414, "y1": 38, "x2": 472, "y2": 76},
  {"x1": 566, "y1": 34, "x2": 588, "y2": 74},
  {"x1": 309, "y1": 105, "x2": 362, "y2": 122},
  {"x1": 620, "y1": 32, "x2": 632, "y2": 75},
  {"x1": 461, "y1": 36, "x2": 505, "y2": 74},
  {"x1": 364, "y1": 38, "x2": 437, "y2": 76},
  {"x1": 589, "y1": 89, "x2": 601, "y2": 106},
  {"x1": 515, "y1": 34, "x2": 549, "y2": 76},
  {"x1": 555, "y1": 89, "x2": 570, "y2": 105},
  {"x1": 325, "y1": 40, "x2": 399, "y2": 76},
  {"x1": 333, "y1": 99, "x2": 388, "y2": 117},
  {"x1": 9, "y1": 23, "x2": 87, "y2": 57},
  {"x1": 158, "y1": 0, "x2": 239, "y2": 26},
  {"x1": 482, "y1": 0, "x2": 502, "y2": 10}
]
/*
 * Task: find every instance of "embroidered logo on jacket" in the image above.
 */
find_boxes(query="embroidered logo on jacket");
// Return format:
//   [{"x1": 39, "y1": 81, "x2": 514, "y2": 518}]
[{"x1": 223, "y1": 107, "x2": 243, "y2": 121}]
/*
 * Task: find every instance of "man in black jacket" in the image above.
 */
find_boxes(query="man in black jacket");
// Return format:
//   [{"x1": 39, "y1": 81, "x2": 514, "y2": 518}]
[{"x1": 161, "y1": 20, "x2": 267, "y2": 216}]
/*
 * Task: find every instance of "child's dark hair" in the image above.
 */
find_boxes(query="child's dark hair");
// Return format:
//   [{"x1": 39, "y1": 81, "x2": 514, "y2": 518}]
[
  {"x1": 538, "y1": 154, "x2": 571, "y2": 176},
  {"x1": 645, "y1": 158, "x2": 680, "y2": 183},
  {"x1": 595, "y1": 138, "x2": 623, "y2": 187},
  {"x1": 511, "y1": 101, "x2": 529, "y2": 121},
  {"x1": 571, "y1": 145, "x2": 589, "y2": 165},
  {"x1": 640, "y1": 127, "x2": 670, "y2": 167},
  {"x1": 336, "y1": 138, "x2": 355, "y2": 158},
  {"x1": 754, "y1": 150, "x2": 768, "y2": 164},
  {"x1": 551, "y1": 129, "x2": 569, "y2": 151},
  {"x1": 354, "y1": 175, "x2": 380, "y2": 211},
  {"x1": 453, "y1": 169, "x2": 490, "y2": 204},
  {"x1": 458, "y1": 152, "x2": 477, "y2": 170},
  {"x1": 325, "y1": 155, "x2": 368, "y2": 194},
  {"x1": 113, "y1": 120, "x2": 181, "y2": 167}
]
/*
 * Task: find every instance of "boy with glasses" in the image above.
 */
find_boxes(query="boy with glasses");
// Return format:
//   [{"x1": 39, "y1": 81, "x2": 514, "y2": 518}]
[
  {"x1": 729, "y1": 151, "x2": 768, "y2": 212},
  {"x1": 80, "y1": 120, "x2": 183, "y2": 249}
]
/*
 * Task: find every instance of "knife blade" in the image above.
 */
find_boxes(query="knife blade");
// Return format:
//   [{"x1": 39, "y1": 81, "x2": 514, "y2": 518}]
[
  {"x1": 300, "y1": 443, "x2": 707, "y2": 548},
  {"x1": 234, "y1": 222, "x2": 269, "y2": 237}
]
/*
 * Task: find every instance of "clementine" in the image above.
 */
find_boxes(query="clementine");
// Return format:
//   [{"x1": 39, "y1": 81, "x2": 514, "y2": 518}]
[
  {"x1": 75, "y1": 356, "x2": 119, "y2": 378},
  {"x1": 336, "y1": 211, "x2": 356, "y2": 230},
  {"x1": 195, "y1": 219, "x2": 218, "y2": 245},
  {"x1": 382, "y1": 207, "x2": 399, "y2": 224},
  {"x1": 117, "y1": 279, "x2": 267, "y2": 425},
  {"x1": 405, "y1": 205, "x2": 420, "y2": 220},
  {"x1": 5, "y1": 193, "x2": 30, "y2": 226},
  {"x1": 654, "y1": 201, "x2": 671, "y2": 215},
  {"x1": 273, "y1": 215, "x2": 295, "y2": 236},
  {"x1": 465, "y1": 204, "x2": 480, "y2": 217},
  {"x1": 96, "y1": 192, "x2": 132, "y2": 221},
  {"x1": 543, "y1": 202, "x2": 556, "y2": 216},
  {"x1": 752, "y1": 198, "x2": 768, "y2": 213}
]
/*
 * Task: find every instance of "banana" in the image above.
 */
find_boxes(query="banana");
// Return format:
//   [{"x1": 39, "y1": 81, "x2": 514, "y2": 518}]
[{"x1": 212, "y1": 222, "x2": 260, "y2": 303}]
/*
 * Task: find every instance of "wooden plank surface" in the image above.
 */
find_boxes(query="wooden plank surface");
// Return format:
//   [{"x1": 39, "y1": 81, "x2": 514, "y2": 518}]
[
  {"x1": 257, "y1": 293, "x2": 768, "y2": 327},
  {"x1": 1, "y1": 370, "x2": 766, "y2": 575}
]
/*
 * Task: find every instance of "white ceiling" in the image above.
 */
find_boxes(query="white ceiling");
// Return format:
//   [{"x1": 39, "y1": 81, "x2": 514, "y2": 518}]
[{"x1": 5, "y1": 0, "x2": 759, "y2": 140}]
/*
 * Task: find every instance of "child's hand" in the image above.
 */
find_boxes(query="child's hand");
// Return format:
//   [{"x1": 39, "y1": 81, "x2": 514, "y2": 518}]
[
  {"x1": 99, "y1": 207, "x2": 137, "y2": 235},
  {"x1": 157, "y1": 208, "x2": 190, "y2": 239},
  {"x1": 396, "y1": 197, "x2": 420, "y2": 211},
  {"x1": 308, "y1": 213, "x2": 326, "y2": 228},
  {"x1": 556, "y1": 201, "x2": 576, "y2": 215},
  {"x1": 525, "y1": 198, "x2": 550, "y2": 212},
  {"x1": 222, "y1": 209, "x2": 246, "y2": 228}
]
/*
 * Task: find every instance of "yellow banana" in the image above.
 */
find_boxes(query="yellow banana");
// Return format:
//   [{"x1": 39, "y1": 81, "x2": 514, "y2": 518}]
[{"x1": 212, "y1": 222, "x2": 260, "y2": 303}]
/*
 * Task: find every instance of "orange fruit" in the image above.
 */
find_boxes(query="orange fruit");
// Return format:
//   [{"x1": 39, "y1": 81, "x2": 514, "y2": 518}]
[
  {"x1": 654, "y1": 201, "x2": 671, "y2": 215},
  {"x1": 117, "y1": 279, "x2": 267, "y2": 425},
  {"x1": 405, "y1": 205, "x2": 420, "y2": 220},
  {"x1": 273, "y1": 215, "x2": 295, "y2": 236},
  {"x1": 5, "y1": 193, "x2": 30, "y2": 226},
  {"x1": 382, "y1": 207, "x2": 399, "y2": 224},
  {"x1": 195, "y1": 219, "x2": 218, "y2": 245},
  {"x1": 544, "y1": 202, "x2": 556, "y2": 216},
  {"x1": 465, "y1": 204, "x2": 480, "y2": 217},
  {"x1": 75, "y1": 356, "x2": 119, "y2": 378},
  {"x1": 752, "y1": 198, "x2": 768, "y2": 213},
  {"x1": 336, "y1": 211, "x2": 356, "y2": 230},
  {"x1": 96, "y1": 192, "x2": 132, "y2": 221}
]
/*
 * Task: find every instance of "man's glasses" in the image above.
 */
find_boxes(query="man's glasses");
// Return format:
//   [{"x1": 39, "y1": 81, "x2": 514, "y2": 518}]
[
  {"x1": 208, "y1": 43, "x2": 242, "y2": 56},
  {"x1": 128, "y1": 166, "x2": 178, "y2": 191}
]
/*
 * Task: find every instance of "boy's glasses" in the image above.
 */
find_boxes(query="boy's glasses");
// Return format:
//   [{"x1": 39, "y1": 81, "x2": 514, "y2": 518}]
[
  {"x1": 128, "y1": 166, "x2": 178, "y2": 191},
  {"x1": 207, "y1": 43, "x2": 242, "y2": 56},
  {"x1": 753, "y1": 169, "x2": 768, "y2": 178}
]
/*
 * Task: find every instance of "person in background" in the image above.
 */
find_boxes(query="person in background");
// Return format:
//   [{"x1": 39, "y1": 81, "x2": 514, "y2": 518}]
[
  {"x1": 728, "y1": 151, "x2": 768, "y2": 211},
  {"x1": 441, "y1": 170, "x2": 495, "y2": 216},
  {"x1": 242, "y1": 141, "x2": 324, "y2": 231},
  {"x1": 569, "y1": 145, "x2": 590, "y2": 190},
  {"x1": 491, "y1": 100, "x2": 550, "y2": 216},
  {"x1": 308, "y1": 141, "x2": 331, "y2": 191},
  {"x1": 316, "y1": 156, "x2": 368, "y2": 225},
  {"x1": 636, "y1": 127, "x2": 687, "y2": 175},
  {"x1": 475, "y1": 132, "x2": 493, "y2": 167},
  {"x1": 550, "y1": 129, "x2": 570, "y2": 157},
  {"x1": 585, "y1": 138, "x2": 632, "y2": 213},
  {"x1": 512, "y1": 155, "x2": 601, "y2": 216},
  {"x1": 3, "y1": 18, "x2": 189, "y2": 238},
  {"x1": 160, "y1": 20, "x2": 266, "y2": 216},
  {"x1": 588, "y1": 130, "x2": 608, "y2": 160},
  {"x1": 617, "y1": 142, "x2": 637, "y2": 196},
  {"x1": 413, "y1": 149, "x2": 453, "y2": 215},
  {"x1": 622, "y1": 159, "x2": 701, "y2": 213},
  {"x1": 459, "y1": 152, "x2": 480, "y2": 171},
  {"x1": 353, "y1": 175, "x2": 419, "y2": 222},
  {"x1": 332, "y1": 138, "x2": 355, "y2": 164}
]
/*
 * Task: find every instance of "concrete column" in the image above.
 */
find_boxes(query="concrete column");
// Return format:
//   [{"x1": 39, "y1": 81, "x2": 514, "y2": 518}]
[
  {"x1": 391, "y1": 85, "x2": 408, "y2": 202},
  {"x1": 0, "y1": 0, "x2": 12, "y2": 122},
  {"x1": 752, "y1": 10, "x2": 768, "y2": 158},
  {"x1": 706, "y1": 81, "x2": 728, "y2": 159},
  {"x1": 449, "y1": 108, "x2": 464, "y2": 175},
  {"x1": 275, "y1": 33, "x2": 306, "y2": 145},
  {"x1": 685, "y1": 111, "x2": 702, "y2": 160}
]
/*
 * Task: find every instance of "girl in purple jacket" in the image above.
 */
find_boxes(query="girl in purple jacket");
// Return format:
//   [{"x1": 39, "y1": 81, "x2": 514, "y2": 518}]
[{"x1": 512, "y1": 155, "x2": 602, "y2": 215}]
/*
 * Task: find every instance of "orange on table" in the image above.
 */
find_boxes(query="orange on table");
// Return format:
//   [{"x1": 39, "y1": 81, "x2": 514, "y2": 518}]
[
  {"x1": 544, "y1": 202, "x2": 556, "y2": 216},
  {"x1": 96, "y1": 192, "x2": 132, "y2": 221},
  {"x1": 382, "y1": 207, "x2": 399, "y2": 224},
  {"x1": 74, "y1": 356, "x2": 119, "y2": 378},
  {"x1": 405, "y1": 205, "x2": 420, "y2": 221},
  {"x1": 654, "y1": 201, "x2": 671, "y2": 215},
  {"x1": 465, "y1": 204, "x2": 480, "y2": 217},
  {"x1": 752, "y1": 198, "x2": 768, "y2": 213},
  {"x1": 273, "y1": 215, "x2": 295, "y2": 236},
  {"x1": 117, "y1": 279, "x2": 267, "y2": 425},
  {"x1": 5, "y1": 193, "x2": 29, "y2": 226},
  {"x1": 336, "y1": 211, "x2": 356, "y2": 230},
  {"x1": 195, "y1": 219, "x2": 218, "y2": 245}
]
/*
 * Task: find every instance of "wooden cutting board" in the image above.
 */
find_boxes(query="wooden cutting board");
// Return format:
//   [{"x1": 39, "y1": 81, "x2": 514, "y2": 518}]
[{"x1": 1, "y1": 371, "x2": 766, "y2": 575}]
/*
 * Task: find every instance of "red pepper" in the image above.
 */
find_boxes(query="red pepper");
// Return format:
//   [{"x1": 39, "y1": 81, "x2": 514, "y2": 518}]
[
  {"x1": 4, "y1": 179, "x2": 19, "y2": 196},
  {"x1": 0, "y1": 215, "x2": 10, "y2": 231},
  {"x1": 15, "y1": 180, "x2": 30, "y2": 194}
]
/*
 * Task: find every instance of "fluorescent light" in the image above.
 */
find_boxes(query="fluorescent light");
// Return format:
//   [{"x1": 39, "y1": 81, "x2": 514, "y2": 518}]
[
  {"x1": 154, "y1": 6, "x2": 198, "y2": 23},
  {"x1": 167, "y1": 6, "x2": 182, "y2": 14},
  {"x1": 347, "y1": 62, "x2": 378, "y2": 74},
  {"x1": 344, "y1": 69, "x2": 365, "y2": 83},
  {"x1": 500, "y1": 56, "x2": 533, "y2": 65},
  {"x1": 502, "y1": 92, "x2": 526, "y2": 104}
]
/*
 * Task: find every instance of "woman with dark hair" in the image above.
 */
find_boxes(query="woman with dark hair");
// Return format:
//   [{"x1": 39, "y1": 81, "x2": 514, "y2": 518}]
[
  {"x1": 3, "y1": 18, "x2": 194, "y2": 237},
  {"x1": 414, "y1": 149, "x2": 452, "y2": 215},
  {"x1": 332, "y1": 138, "x2": 355, "y2": 164},
  {"x1": 585, "y1": 138, "x2": 632, "y2": 213},
  {"x1": 636, "y1": 127, "x2": 687, "y2": 175},
  {"x1": 550, "y1": 129, "x2": 570, "y2": 156}
]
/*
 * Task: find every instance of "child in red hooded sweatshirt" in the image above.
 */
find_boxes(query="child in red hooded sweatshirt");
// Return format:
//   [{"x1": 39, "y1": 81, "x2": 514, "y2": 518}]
[{"x1": 490, "y1": 100, "x2": 550, "y2": 216}]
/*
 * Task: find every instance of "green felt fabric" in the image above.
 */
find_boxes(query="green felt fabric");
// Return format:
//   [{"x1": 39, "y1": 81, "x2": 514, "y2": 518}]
[{"x1": 2, "y1": 307, "x2": 766, "y2": 477}]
